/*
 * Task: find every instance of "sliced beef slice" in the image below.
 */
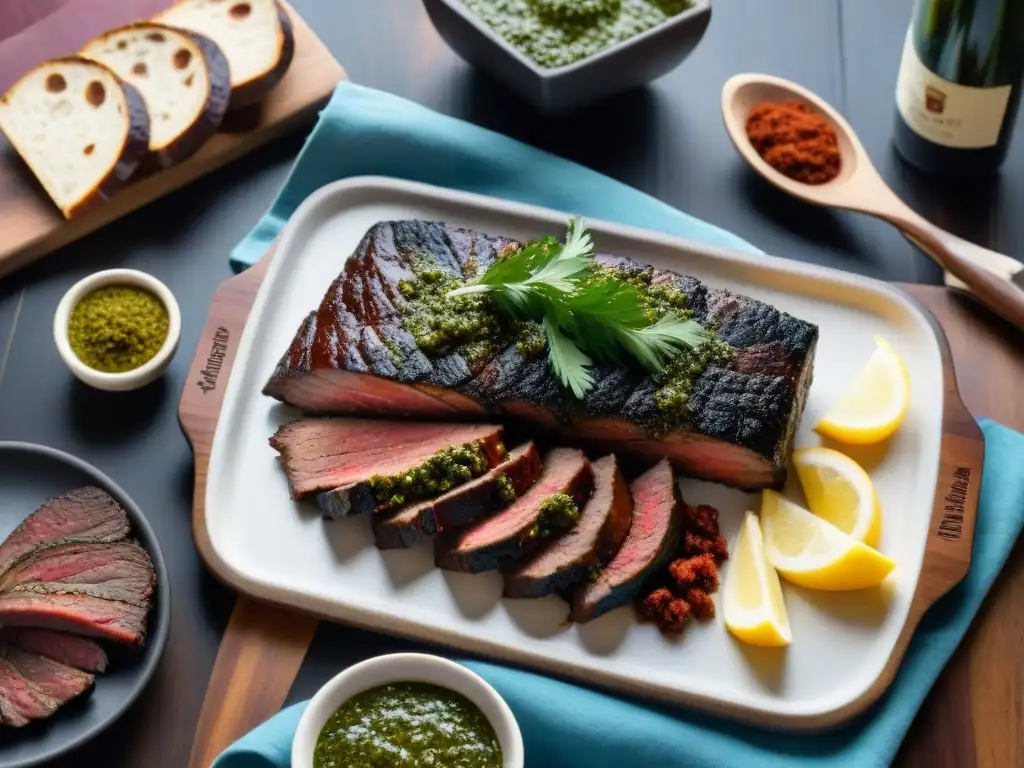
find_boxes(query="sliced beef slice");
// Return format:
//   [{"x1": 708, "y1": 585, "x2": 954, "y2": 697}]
[
  {"x1": 373, "y1": 442, "x2": 542, "y2": 550},
  {"x1": 0, "y1": 628, "x2": 108, "y2": 673},
  {"x1": 269, "y1": 418, "x2": 506, "y2": 518},
  {"x1": 569, "y1": 459, "x2": 684, "y2": 623},
  {"x1": 263, "y1": 220, "x2": 818, "y2": 491},
  {"x1": 0, "y1": 591, "x2": 150, "y2": 647},
  {"x1": 0, "y1": 644, "x2": 94, "y2": 727},
  {"x1": 0, "y1": 486, "x2": 129, "y2": 575},
  {"x1": 435, "y1": 448, "x2": 594, "y2": 574},
  {"x1": 0, "y1": 540, "x2": 156, "y2": 607},
  {"x1": 503, "y1": 454, "x2": 633, "y2": 599}
]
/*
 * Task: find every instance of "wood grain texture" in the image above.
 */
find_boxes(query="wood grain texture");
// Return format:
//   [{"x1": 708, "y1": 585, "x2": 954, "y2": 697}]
[
  {"x1": 178, "y1": 242, "x2": 986, "y2": 743},
  {"x1": 0, "y1": 0, "x2": 345, "y2": 280},
  {"x1": 187, "y1": 595, "x2": 318, "y2": 768}
]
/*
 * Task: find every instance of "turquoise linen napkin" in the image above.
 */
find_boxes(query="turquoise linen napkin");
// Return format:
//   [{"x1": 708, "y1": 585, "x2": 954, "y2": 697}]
[{"x1": 218, "y1": 82, "x2": 1024, "y2": 767}]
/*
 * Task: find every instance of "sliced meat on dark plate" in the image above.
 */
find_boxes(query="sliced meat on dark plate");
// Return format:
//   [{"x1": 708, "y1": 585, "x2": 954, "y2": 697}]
[
  {"x1": 0, "y1": 591, "x2": 151, "y2": 648},
  {"x1": 503, "y1": 454, "x2": 633, "y2": 599},
  {"x1": 269, "y1": 418, "x2": 506, "y2": 518},
  {"x1": 0, "y1": 486, "x2": 129, "y2": 578},
  {"x1": 0, "y1": 628, "x2": 108, "y2": 673},
  {"x1": 0, "y1": 644, "x2": 95, "y2": 728},
  {"x1": 569, "y1": 459, "x2": 684, "y2": 623},
  {"x1": 435, "y1": 448, "x2": 594, "y2": 574},
  {"x1": 374, "y1": 442, "x2": 542, "y2": 550}
]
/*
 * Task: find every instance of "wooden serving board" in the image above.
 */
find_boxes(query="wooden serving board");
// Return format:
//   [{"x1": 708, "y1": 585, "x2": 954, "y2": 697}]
[
  {"x1": 178, "y1": 240, "x2": 985, "y2": 762},
  {"x1": 0, "y1": 0, "x2": 345, "y2": 280}
]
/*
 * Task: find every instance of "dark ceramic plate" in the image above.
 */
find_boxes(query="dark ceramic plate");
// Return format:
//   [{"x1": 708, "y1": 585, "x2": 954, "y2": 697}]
[{"x1": 0, "y1": 443, "x2": 170, "y2": 768}]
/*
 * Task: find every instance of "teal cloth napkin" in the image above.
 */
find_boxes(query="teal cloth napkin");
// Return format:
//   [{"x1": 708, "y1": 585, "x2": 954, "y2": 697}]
[{"x1": 218, "y1": 82, "x2": 1024, "y2": 767}]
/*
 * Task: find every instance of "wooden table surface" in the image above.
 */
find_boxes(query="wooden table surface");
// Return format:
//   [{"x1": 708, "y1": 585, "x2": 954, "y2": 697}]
[{"x1": 0, "y1": 1, "x2": 1021, "y2": 766}]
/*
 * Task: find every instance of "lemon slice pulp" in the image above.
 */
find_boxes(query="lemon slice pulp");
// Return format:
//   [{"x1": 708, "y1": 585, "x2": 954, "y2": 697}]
[
  {"x1": 793, "y1": 447, "x2": 881, "y2": 548},
  {"x1": 815, "y1": 335, "x2": 910, "y2": 445},
  {"x1": 760, "y1": 490, "x2": 895, "y2": 591},
  {"x1": 724, "y1": 511, "x2": 792, "y2": 647}
]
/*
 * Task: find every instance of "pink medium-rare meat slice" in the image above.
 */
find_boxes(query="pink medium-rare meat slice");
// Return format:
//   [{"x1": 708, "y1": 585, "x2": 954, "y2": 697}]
[
  {"x1": 0, "y1": 540, "x2": 156, "y2": 607},
  {"x1": 0, "y1": 591, "x2": 150, "y2": 647},
  {"x1": 0, "y1": 628, "x2": 108, "y2": 673},
  {"x1": 373, "y1": 442, "x2": 543, "y2": 550},
  {"x1": 503, "y1": 454, "x2": 633, "y2": 599},
  {"x1": 262, "y1": 220, "x2": 818, "y2": 492},
  {"x1": 0, "y1": 486, "x2": 130, "y2": 575},
  {"x1": 569, "y1": 459, "x2": 684, "y2": 623},
  {"x1": 269, "y1": 418, "x2": 505, "y2": 498},
  {"x1": 0, "y1": 644, "x2": 94, "y2": 726},
  {"x1": 435, "y1": 448, "x2": 594, "y2": 574}
]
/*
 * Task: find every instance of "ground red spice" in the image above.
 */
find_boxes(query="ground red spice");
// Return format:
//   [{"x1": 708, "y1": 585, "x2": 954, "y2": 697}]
[
  {"x1": 636, "y1": 505, "x2": 729, "y2": 636},
  {"x1": 745, "y1": 100, "x2": 841, "y2": 184}
]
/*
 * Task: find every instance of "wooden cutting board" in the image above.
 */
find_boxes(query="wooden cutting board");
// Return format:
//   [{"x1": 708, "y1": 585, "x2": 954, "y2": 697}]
[{"x1": 0, "y1": 0, "x2": 345, "y2": 280}]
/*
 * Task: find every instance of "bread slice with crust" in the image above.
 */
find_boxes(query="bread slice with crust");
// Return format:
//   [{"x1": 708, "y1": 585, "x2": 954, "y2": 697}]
[
  {"x1": 0, "y1": 57, "x2": 149, "y2": 219},
  {"x1": 80, "y1": 22, "x2": 231, "y2": 169},
  {"x1": 155, "y1": 0, "x2": 295, "y2": 108}
]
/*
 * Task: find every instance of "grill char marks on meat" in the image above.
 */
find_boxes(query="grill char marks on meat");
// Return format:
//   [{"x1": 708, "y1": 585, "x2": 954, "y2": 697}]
[
  {"x1": 269, "y1": 418, "x2": 506, "y2": 519},
  {"x1": 0, "y1": 486, "x2": 130, "y2": 577},
  {"x1": 0, "y1": 644, "x2": 95, "y2": 727},
  {"x1": 570, "y1": 459, "x2": 684, "y2": 623},
  {"x1": 0, "y1": 628, "x2": 108, "y2": 673},
  {"x1": 435, "y1": 448, "x2": 593, "y2": 574},
  {"x1": 503, "y1": 454, "x2": 633, "y2": 599},
  {"x1": 374, "y1": 442, "x2": 542, "y2": 550},
  {"x1": 263, "y1": 220, "x2": 817, "y2": 491}
]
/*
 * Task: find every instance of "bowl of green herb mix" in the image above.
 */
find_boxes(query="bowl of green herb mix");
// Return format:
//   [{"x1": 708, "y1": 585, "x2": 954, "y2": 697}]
[{"x1": 422, "y1": 0, "x2": 712, "y2": 116}]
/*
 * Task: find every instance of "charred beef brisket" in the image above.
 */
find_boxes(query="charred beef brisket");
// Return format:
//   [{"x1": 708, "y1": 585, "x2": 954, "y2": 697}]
[
  {"x1": 0, "y1": 644, "x2": 95, "y2": 727},
  {"x1": 374, "y1": 442, "x2": 542, "y2": 550},
  {"x1": 570, "y1": 459, "x2": 684, "y2": 623},
  {"x1": 269, "y1": 418, "x2": 506, "y2": 518},
  {"x1": 0, "y1": 628, "x2": 108, "y2": 673},
  {"x1": 262, "y1": 220, "x2": 818, "y2": 491},
  {"x1": 0, "y1": 486, "x2": 130, "y2": 577},
  {"x1": 435, "y1": 448, "x2": 593, "y2": 574},
  {"x1": 503, "y1": 454, "x2": 633, "y2": 599}
]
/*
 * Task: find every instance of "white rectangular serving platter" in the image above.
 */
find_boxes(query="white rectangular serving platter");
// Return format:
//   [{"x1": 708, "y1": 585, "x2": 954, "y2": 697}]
[{"x1": 203, "y1": 177, "x2": 945, "y2": 729}]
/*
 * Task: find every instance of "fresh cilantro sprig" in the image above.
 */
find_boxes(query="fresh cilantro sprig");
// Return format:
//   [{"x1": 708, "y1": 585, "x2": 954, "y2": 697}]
[{"x1": 447, "y1": 218, "x2": 710, "y2": 398}]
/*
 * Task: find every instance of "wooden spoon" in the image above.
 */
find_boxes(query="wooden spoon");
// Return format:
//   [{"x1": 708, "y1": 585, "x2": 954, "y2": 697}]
[{"x1": 721, "y1": 72, "x2": 1024, "y2": 330}]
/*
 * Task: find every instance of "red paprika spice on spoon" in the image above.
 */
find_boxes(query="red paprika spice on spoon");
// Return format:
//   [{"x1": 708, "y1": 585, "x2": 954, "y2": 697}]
[{"x1": 745, "y1": 100, "x2": 842, "y2": 184}]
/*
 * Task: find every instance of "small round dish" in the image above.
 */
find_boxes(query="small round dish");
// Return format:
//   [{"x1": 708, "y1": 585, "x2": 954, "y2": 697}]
[
  {"x1": 292, "y1": 653, "x2": 524, "y2": 768},
  {"x1": 53, "y1": 269, "x2": 181, "y2": 392}
]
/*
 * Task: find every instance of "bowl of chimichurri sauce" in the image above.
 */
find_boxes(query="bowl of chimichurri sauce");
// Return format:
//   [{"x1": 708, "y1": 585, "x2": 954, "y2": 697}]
[
  {"x1": 422, "y1": 0, "x2": 712, "y2": 115},
  {"x1": 292, "y1": 653, "x2": 523, "y2": 768}
]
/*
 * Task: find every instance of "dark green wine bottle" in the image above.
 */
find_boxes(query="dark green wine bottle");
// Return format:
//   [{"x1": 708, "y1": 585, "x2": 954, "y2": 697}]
[{"x1": 893, "y1": 0, "x2": 1024, "y2": 176}]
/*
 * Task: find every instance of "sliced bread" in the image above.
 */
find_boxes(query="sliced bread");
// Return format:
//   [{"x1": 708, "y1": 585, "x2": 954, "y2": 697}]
[
  {"x1": 80, "y1": 23, "x2": 231, "y2": 168},
  {"x1": 155, "y1": 0, "x2": 295, "y2": 108},
  {"x1": 0, "y1": 57, "x2": 149, "y2": 219}
]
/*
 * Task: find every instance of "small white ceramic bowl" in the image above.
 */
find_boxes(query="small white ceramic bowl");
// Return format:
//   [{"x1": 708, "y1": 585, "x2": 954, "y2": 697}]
[
  {"x1": 53, "y1": 269, "x2": 181, "y2": 392},
  {"x1": 292, "y1": 653, "x2": 524, "y2": 768}
]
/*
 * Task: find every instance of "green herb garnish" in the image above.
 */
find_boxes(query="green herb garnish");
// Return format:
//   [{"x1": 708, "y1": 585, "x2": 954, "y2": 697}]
[{"x1": 448, "y1": 218, "x2": 710, "y2": 398}]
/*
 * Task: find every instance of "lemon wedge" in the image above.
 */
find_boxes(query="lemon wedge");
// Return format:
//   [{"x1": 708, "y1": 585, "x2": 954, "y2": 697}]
[
  {"x1": 760, "y1": 490, "x2": 895, "y2": 591},
  {"x1": 815, "y1": 335, "x2": 910, "y2": 445},
  {"x1": 724, "y1": 511, "x2": 792, "y2": 647},
  {"x1": 793, "y1": 447, "x2": 882, "y2": 548}
]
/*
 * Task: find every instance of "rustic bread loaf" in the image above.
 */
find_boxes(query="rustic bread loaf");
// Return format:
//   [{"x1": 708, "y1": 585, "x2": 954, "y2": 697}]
[
  {"x1": 0, "y1": 57, "x2": 149, "y2": 219},
  {"x1": 155, "y1": 0, "x2": 295, "y2": 108},
  {"x1": 80, "y1": 22, "x2": 231, "y2": 169}
]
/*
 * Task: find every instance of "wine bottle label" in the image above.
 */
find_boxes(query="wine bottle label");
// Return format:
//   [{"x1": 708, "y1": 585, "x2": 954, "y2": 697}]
[{"x1": 895, "y1": 29, "x2": 1012, "y2": 149}]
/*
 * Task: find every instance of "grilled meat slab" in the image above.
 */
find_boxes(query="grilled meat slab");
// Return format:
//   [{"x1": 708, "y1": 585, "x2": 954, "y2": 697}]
[
  {"x1": 503, "y1": 454, "x2": 633, "y2": 599},
  {"x1": 0, "y1": 644, "x2": 95, "y2": 727},
  {"x1": 435, "y1": 448, "x2": 594, "y2": 574},
  {"x1": 263, "y1": 220, "x2": 817, "y2": 491},
  {"x1": 374, "y1": 442, "x2": 542, "y2": 550},
  {"x1": 0, "y1": 486, "x2": 130, "y2": 578},
  {"x1": 0, "y1": 628, "x2": 108, "y2": 673},
  {"x1": 570, "y1": 459, "x2": 684, "y2": 623},
  {"x1": 269, "y1": 418, "x2": 506, "y2": 518}
]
